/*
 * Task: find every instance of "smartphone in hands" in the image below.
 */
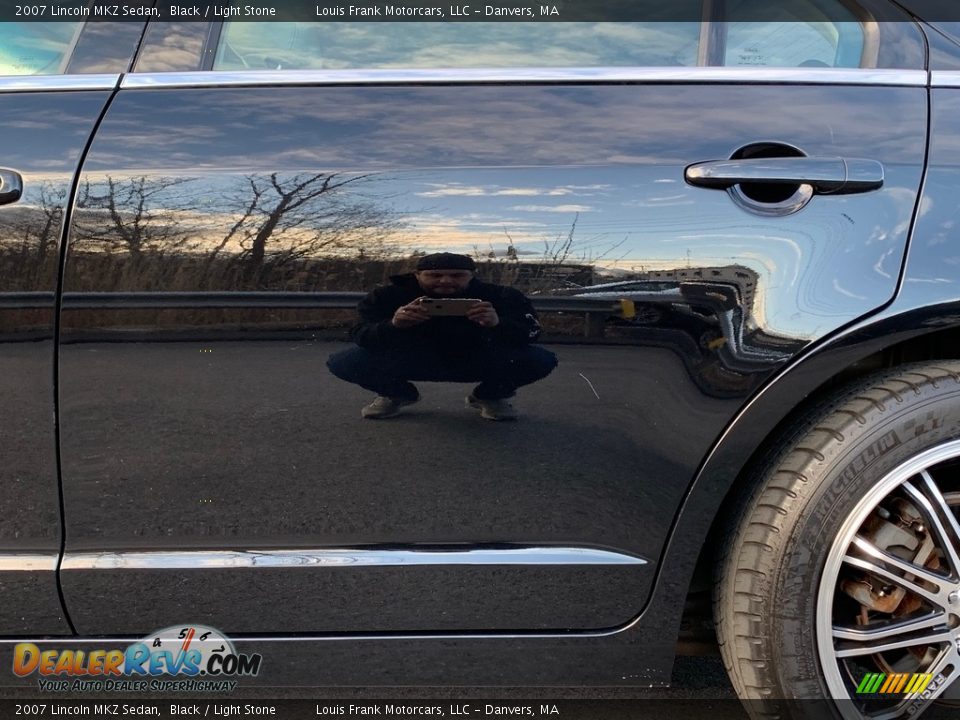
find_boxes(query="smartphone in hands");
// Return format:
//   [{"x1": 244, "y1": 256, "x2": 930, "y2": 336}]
[{"x1": 418, "y1": 298, "x2": 483, "y2": 316}]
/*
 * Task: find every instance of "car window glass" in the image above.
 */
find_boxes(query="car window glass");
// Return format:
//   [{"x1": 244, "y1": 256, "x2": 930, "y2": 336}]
[
  {"x1": 0, "y1": 22, "x2": 83, "y2": 75},
  {"x1": 723, "y1": 0, "x2": 865, "y2": 67},
  {"x1": 212, "y1": 21, "x2": 703, "y2": 70},
  {"x1": 66, "y1": 21, "x2": 150, "y2": 74},
  {"x1": 923, "y1": 21, "x2": 960, "y2": 48},
  {"x1": 134, "y1": 21, "x2": 211, "y2": 73}
]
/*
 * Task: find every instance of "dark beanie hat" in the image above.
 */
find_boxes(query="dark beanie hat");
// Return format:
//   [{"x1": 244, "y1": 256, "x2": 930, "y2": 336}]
[{"x1": 415, "y1": 252, "x2": 476, "y2": 271}]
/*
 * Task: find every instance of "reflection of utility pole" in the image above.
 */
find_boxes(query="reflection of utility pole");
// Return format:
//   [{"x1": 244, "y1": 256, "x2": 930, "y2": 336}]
[{"x1": 686, "y1": 249, "x2": 691, "y2": 268}]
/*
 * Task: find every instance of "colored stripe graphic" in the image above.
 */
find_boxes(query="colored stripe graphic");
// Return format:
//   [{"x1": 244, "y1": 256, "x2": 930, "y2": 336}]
[
  {"x1": 879, "y1": 674, "x2": 896, "y2": 693},
  {"x1": 856, "y1": 673, "x2": 934, "y2": 694},
  {"x1": 911, "y1": 674, "x2": 933, "y2": 694},
  {"x1": 893, "y1": 674, "x2": 909, "y2": 693},
  {"x1": 857, "y1": 673, "x2": 887, "y2": 695},
  {"x1": 855, "y1": 674, "x2": 876, "y2": 694}
]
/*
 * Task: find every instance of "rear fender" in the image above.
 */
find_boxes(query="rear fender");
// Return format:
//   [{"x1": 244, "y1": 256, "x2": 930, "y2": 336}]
[{"x1": 644, "y1": 300, "x2": 960, "y2": 640}]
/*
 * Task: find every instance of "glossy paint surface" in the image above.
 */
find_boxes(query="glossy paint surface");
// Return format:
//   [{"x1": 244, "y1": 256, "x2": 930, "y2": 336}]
[
  {"x1": 55, "y1": 81, "x2": 926, "y2": 635},
  {"x1": 0, "y1": 5, "x2": 952, "y2": 697},
  {"x1": 894, "y1": 91, "x2": 960, "y2": 307},
  {"x1": 0, "y1": 91, "x2": 113, "y2": 634}
]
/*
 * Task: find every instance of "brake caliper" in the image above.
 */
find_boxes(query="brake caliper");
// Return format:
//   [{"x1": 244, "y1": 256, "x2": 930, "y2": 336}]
[{"x1": 841, "y1": 498, "x2": 938, "y2": 617}]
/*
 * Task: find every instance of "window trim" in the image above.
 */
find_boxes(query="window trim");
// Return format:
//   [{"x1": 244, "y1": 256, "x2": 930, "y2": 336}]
[
  {"x1": 0, "y1": 74, "x2": 120, "y2": 91},
  {"x1": 58, "y1": 21, "x2": 86, "y2": 74},
  {"x1": 930, "y1": 71, "x2": 960, "y2": 86},
  {"x1": 119, "y1": 67, "x2": 926, "y2": 90}
]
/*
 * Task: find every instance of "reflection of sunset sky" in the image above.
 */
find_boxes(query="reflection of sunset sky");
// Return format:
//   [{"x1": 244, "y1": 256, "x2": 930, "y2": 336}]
[
  {"x1": 70, "y1": 166, "x2": 721, "y2": 268},
  {"x1": 66, "y1": 161, "x2": 920, "y2": 341},
  {"x1": 66, "y1": 82, "x2": 927, "y2": 340}
]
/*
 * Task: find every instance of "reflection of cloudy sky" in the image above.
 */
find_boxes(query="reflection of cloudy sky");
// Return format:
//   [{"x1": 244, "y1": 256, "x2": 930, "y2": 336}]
[
  {"x1": 396, "y1": 171, "x2": 645, "y2": 260},
  {"x1": 512, "y1": 204, "x2": 593, "y2": 212},
  {"x1": 134, "y1": 22, "x2": 208, "y2": 73},
  {"x1": 77, "y1": 80, "x2": 927, "y2": 340},
  {"x1": 415, "y1": 183, "x2": 610, "y2": 198},
  {"x1": 215, "y1": 22, "x2": 701, "y2": 71},
  {"x1": 85, "y1": 84, "x2": 929, "y2": 174},
  {"x1": 0, "y1": 22, "x2": 82, "y2": 75},
  {"x1": 400, "y1": 213, "x2": 542, "y2": 253}
]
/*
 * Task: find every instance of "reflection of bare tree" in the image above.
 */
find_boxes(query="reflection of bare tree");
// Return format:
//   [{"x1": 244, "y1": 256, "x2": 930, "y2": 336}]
[
  {"x1": 0, "y1": 181, "x2": 67, "y2": 291},
  {"x1": 30, "y1": 184, "x2": 65, "y2": 276},
  {"x1": 476, "y1": 214, "x2": 625, "y2": 293},
  {"x1": 68, "y1": 172, "x2": 399, "y2": 291},
  {"x1": 74, "y1": 176, "x2": 199, "y2": 261},
  {"x1": 222, "y1": 172, "x2": 395, "y2": 288}
]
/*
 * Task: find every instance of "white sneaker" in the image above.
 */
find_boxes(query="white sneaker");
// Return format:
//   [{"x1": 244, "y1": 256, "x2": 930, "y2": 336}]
[
  {"x1": 466, "y1": 395, "x2": 518, "y2": 421},
  {"x1": 361, "y1": 395, "x2": 418, "y2": 419}
]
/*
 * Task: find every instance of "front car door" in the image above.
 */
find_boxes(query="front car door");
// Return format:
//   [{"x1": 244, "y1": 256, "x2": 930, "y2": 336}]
[{"x1": 0, "y1": 18, "x2": 147, "y2": 636}]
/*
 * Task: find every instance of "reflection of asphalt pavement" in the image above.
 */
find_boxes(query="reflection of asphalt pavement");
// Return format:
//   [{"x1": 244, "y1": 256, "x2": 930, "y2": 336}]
[
  {"x1": 8, "y1": 342, "x2": 957, "y2": 717},
  {"x1": 8, "y1": 339, "x2": 748, "y2": 716},
  {"x1": 52, "y1": 338, "x2": 732, "y2": 634},
  {"x1": 58, "y1": 339, "x2": 733, "y2": 566}
]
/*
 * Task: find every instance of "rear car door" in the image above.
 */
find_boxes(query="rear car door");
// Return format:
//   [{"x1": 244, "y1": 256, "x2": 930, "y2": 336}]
[{"x1": 55, "y1": 2, "x2": 931, "y2": 635}]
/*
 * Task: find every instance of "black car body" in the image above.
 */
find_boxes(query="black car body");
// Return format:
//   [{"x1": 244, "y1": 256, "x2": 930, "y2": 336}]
[{"x1": 3, "y1": 3, "x2": 960, "y2": 719}]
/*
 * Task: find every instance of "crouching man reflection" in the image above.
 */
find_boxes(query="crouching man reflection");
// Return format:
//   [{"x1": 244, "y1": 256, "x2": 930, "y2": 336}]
[{"x1": 327, "y1": 252, "x2": 558, "y2": 420}]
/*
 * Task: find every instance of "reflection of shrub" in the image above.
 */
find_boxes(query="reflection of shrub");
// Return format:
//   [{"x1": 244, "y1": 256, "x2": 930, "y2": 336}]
[
  {"x1": 64, "y1": 253, "x2": 424, "y2": 293},
  {"x1": 62, "y1": 252, "x2": 601, "y2": 295},
  {"x1": 470, "y1": 214, "x2": 625, "y2": 293},
  {"x1": 61, "y1": 251, "x2": 579, "y2": 293},
  {"x1": 52, "y1": 307, "x2": 602, "y2": 342},
  {"x1": 59, "y1": 307, "x2": 358, "y2": 338},
  {"x1": 32, "y1": 247, "x2": 619, "y2": 341},
  {"x1": 0, "y1": 249, "x2": 59, "y2": 292}
]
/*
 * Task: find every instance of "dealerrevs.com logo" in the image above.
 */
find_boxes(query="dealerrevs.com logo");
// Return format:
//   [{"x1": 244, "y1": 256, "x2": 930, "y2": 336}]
[{"x1": 13, "y1": 625, "x2": 262, "y2": 692}]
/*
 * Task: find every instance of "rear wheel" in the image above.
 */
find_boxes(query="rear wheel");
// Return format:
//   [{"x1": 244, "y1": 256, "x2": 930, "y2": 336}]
[{"x1": 716, "y1": 363, "x2": 960, "y2": 719}]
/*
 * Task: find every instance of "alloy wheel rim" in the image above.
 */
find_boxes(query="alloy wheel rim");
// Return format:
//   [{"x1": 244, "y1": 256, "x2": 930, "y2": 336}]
[{"x1": 817, "y1": 439, "x2": 960, "y2": 720}]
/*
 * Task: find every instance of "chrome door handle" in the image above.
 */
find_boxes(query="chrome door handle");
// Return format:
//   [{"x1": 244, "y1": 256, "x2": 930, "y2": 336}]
[
  {"x1": 0, "y1": 168, "x2": 23, "y2": 205},
  {"x1": 684, "y1": 157, "x2": 883, "y2": 195}
]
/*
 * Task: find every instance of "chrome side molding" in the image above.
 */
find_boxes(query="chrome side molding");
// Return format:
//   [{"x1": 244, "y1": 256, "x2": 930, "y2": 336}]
[{"x1": 61, "y1": 546, "x2": 647, "y2": 570}]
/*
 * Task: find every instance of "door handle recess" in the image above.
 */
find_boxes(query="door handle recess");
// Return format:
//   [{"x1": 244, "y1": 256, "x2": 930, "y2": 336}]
[
  {"x1": 684, "y1": 157, "x2": 883, "y2": 195},
  {"x1": 0, "y1": 169, "x2": 23, "y2": 205}
]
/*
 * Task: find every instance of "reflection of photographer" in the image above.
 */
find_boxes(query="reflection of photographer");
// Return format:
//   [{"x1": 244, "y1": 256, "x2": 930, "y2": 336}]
[{"x1": 327, "y1": 253, "x2": 557, "y2": 420}]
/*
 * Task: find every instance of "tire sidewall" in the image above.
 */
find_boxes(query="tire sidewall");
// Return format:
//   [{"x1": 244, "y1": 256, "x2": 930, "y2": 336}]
[{"x1": 770, "y1": 384, "x2": 960, "y2": 703}]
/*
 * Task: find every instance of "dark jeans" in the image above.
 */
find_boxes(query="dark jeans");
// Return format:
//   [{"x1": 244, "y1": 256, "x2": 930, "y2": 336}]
[{"x1": 327, "y1": 344, "x2": 558, "y2": 401}]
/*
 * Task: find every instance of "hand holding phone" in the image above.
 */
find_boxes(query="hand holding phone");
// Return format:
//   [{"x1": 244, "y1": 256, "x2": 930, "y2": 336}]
[
  {"x1": 419, "y1": 298, "x2": 483, "y2": 316},
  {"x1": 466, "y1": 301, "x2": 499, "y2": 328},
  {"x1": 391, "y1": 298, "x2": 431, "y2": 328}
]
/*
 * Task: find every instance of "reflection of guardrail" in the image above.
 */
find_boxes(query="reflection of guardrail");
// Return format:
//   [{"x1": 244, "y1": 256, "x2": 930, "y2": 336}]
[
  {"x1": 1, "y1": 291, "x2": 632, "y2": 337},
  {"x1": 1, "y1": 291, "x2": 630, "y2": 314}
]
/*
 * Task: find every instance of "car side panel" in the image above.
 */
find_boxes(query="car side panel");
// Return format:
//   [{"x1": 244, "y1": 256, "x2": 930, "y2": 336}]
[
  {"x1": 55, "y1": 82, "x2": 926, "y2": 635},
  {"x1": 654, "y1": 81, "x2": 960, "y2": 669},
  {"x1": 0, "y1": 90, "x2": 115, "y2": 635}
]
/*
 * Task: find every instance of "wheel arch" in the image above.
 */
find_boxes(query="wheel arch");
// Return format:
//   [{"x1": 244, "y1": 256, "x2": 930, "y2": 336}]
[{"x1": 663, "y1": 301, "x2": 960, "y2": 653}]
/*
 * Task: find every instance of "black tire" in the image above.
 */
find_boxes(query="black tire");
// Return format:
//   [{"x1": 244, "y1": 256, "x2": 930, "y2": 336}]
[{"x1": 715, "y1": 362, "x2": 960, "y2": 719}]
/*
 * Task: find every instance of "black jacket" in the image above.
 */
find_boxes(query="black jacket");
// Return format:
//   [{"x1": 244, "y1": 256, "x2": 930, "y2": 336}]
[{"x1": 351, "y1": 274, "x2": 542, "y2": 352}]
